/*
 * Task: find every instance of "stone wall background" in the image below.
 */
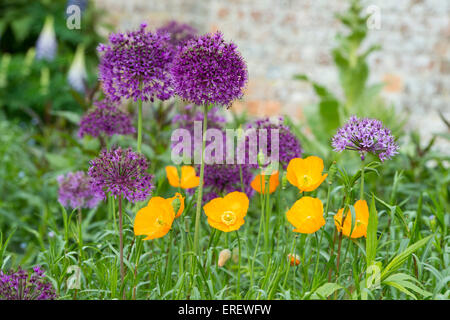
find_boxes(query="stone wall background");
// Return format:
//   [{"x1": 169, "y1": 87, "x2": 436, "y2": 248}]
[{"x1": 95, "y1": 0, "x2": 449, "y2": 152}]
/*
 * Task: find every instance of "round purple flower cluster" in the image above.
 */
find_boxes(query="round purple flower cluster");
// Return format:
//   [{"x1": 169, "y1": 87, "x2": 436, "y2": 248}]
[
  {"x1": 0, "y1": 266, "x2": 57, "y2": 300},
  {"x1": 171, "y1": 31, "x2": 248, "y2": 107},
  {"x1": 88, "y1": 147, "x2": 154, "y2": 203},
  {"x1": 57, "y1": 171, "x2": 103, "y2": 209},
  {"x1": 78, "y1": 99, "x2": 135, "y2": 138},
  {"x1": 332, "y1": 115, "x2": 399, "y2": 161},
  {"x1": 242, "y1": 117, "x2": 303, "y2": 169},
  {"x1": 156, "y1": 20, "x2": 197, "y2": 48},
  {"x1": 98, "y1": 23, "x2": 174, "y2": 102}
]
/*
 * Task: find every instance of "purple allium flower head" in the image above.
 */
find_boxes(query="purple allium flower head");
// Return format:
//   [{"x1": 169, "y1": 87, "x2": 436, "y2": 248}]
[
  {"x1": 57, "y1": 171, "x2": 103, "y2": 209},
  {"x1": 0, "y1": 266, "x2": 57, "y2": 300},
  {"x1": 332, "y1": 115, "x2": 399, "y2": 161},
  {"x1": 98, "y1": 23, "x2": 174, "y2": 102},
  {"x1": 171, "y1": 31, "x2": 248, "y2": 107},
  {"x1": 36, "y1": 16, "x2": 57, "y2": 62},
  {"x1": 78, "y1": 99, "x2": 135, "y2": 138},
  {"x1": 241, "y1": 117, "x2": 303, "y2": 169},
  {"x1": 88, "y1": 147, "x2": 154, "y2": 203},
  {"x1": 156, "y1": 20, "x2": 197, "y2": 48}
]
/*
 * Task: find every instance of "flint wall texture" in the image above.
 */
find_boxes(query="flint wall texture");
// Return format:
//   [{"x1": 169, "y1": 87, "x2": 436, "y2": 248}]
[{"x1": 95, "y1": 0, "x2": 449, "y2": 152}]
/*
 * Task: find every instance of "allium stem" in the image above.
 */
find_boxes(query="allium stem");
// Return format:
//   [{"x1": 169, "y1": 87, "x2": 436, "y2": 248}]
[
  {"x1": 360, "y1": 160, "x2": 365, "y2": 200},
  {"x1": 118, "y1": 195, "x2": 125, "y2": 298},
  {"x1": 137, "y1": 98, "x2": 143, "y2": 153},
  {"x1": 193, "y1": 104, "x2": 208, "y2": 257}
]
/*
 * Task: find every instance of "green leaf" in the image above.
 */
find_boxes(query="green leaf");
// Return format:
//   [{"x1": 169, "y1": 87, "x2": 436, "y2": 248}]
[
  {"x1": 381, "y1": 235, "x2": 433, "y2": 281},
  {"x1": 383, "y1": 273, "x2": 432, "y2": 299},
  {"x1": 51, "y1": 110, "x2": 81, "y2": 125},
  {"x1": 366, "y1": 195, "x2": 378, "y2": 266},
  {"x1": 319, "y1": 99, "x2": 341, "y2": 135},
  {"x1": 311, "y1": 282, "x2": 343, "y2": 299}
]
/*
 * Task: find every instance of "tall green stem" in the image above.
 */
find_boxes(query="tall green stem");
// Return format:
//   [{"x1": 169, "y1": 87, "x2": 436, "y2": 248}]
[
  {"x1": 118, "y1": 195, "x2": 125, "y2": 298},
  {"x1": 137, "y1": 98, "x2": 143, "y2": 153},
  {"x1": 193, "y1": 104, "x2": 208, "y2": 257},
  {"x1": 236, "y1": 230, "x2": 241, "y2": 298},
  {"x1": 360, "y1": 160, "x2": 365, "y2": 200}
]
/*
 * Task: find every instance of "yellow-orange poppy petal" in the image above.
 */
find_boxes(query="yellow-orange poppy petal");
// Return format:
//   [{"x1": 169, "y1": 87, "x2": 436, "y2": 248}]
[
  {"x1": 166, "y1": 166, "x2": 180, "y2": 188},
  {"x1": 303, "y1": 173, "x2": 328, "y2": 192},
  {"x1": 251, "y1": 171, "x2": 279, "y2": 194},
  {"x1": 203, "y1": 197, "x2": 226, "y2": 222},
  {"x1": 286, "y1": 197, "x2": 325, "y2": 234},
  {"x1": 134, "y1": 197, "x2": 175, "y2": 240},
  {"x1": 203, "y1": 191, "x2": 249, "y2": 233},
  {"x1": 180, "y1": 165, "x2": 200, "y2": 189},
  {"x1": 223, "y1": 191, "x2": 249, "y2": 218},
  {"x1": 286, "y1": 158, "x2": 303, "y2": 188},
  {"x1": 286, "y1": 156, "x2": 327, "y2": 192},
  {"x1": 334, "y1": 199, "x2": 369, "y2": 238},
  {"x1": 168, "y1": 192, "x2": 185, "y2": 218}
]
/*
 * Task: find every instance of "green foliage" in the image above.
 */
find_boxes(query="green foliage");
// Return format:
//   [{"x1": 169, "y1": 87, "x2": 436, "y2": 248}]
[{"x1": 293, "y1": 0, "x2": 406, "y2": 156}]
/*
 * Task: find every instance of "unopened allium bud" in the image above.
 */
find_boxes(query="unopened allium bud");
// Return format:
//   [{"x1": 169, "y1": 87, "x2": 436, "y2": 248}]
[
  {"x1": 68, "y1": 44, "x2": 87, "y2": 93},
  {"x1": 287, "y1": 253, "x2": 300, "y2": 266},
  {"x1": 36, "y1": 16, "x2": 57, "y2": 62},
  {"x1": 218, "y1": 249, "x2": 231, "y2": 267}
]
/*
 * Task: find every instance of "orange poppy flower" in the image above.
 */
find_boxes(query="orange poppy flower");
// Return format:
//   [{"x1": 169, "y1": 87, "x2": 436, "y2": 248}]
[
  {"x1": 133, "y1": 197, "x2": 175, "y2": 240},
  {"x1": 251, "y1": 171, "x2": 279, "y2": 194},
  {"x1": 288, "y1": 253, "x2": 300, "y2": 266},
  {"x1": 203, "y1": 191, "x2": 249, "y2": 232},
  {"x1": 286, "y1": 156, "x2": 328, "y2": 192},
  {"x1": 286, "y1": 196, "x2": 325, "y2": 234},
  {"x1": 168, "y1": 192, "x2": 185, "y2": 218},
  {"x1": 334, "y1": 200, "x2": 369, "y2": 238},
  {"x1": 166, "y1": 165, "x2": 200, "y2": 189}
]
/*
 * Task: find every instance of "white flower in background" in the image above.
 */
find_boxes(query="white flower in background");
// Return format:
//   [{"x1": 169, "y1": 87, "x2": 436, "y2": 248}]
[
  {"x1": 68, "y1": 45, "x2": 87, "y2": 93},
  {"x1": 36, "y1": 16, "x2": 57, "y2": 61}
]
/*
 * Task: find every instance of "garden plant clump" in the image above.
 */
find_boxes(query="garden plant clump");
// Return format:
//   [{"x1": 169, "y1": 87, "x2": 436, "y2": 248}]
[{"x1": 0, "y1": 0, "x2": 448, "y2": 301}]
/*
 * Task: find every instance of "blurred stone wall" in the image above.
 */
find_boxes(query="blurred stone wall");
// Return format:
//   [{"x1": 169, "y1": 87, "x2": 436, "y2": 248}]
[{"x1": 95, "y1": 0, "x2": 449, "y2": 150}]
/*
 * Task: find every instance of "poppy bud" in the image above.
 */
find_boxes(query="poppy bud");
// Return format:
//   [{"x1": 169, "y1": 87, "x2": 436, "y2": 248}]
[
  {"x1": 218, "y1": 249, "x2": 231, "y2": 267},
  {"x1": 281, "y1": 170, "x2": 288, "y2": 190},
  {"x1": 184, "y1": 216, "x2": 190, "y2": 233},
  {"x1": 327, "y1": 161, "x2": 337, "y2": 184},
  {"x1": 287, "y1": 253, "x2": 300, "y2": 266},
  {"x1": 257, "y1": 151, "x2": 266, "y2": 168},
  {"x1": 171, "y1": 197, "x2": 181, "y2": 215}
]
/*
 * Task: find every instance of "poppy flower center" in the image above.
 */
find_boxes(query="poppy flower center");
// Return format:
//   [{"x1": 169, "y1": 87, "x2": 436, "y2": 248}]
[
  {"x1": 301, "y1": 174, "x2": 313, "y2": 186},
  {"x1": 221, "y1": 211, "x2": 237, "y2": 226}
]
